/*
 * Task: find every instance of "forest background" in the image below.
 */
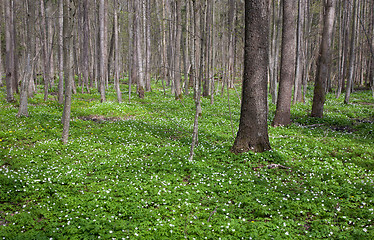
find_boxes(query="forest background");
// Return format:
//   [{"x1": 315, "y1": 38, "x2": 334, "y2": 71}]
[{"x1": 0, "y1": 0, "x2": 374, "y2": 239}]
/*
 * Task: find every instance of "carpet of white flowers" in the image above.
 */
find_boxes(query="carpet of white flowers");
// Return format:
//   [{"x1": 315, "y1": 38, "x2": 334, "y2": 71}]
[{"x1": 0, "y1": 84, "x2": 373, "y2": 239}]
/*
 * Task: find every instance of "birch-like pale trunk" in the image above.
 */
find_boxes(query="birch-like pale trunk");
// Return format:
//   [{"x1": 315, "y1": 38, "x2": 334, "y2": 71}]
[
  {"x1": 114, "y1": 0, "x2": 122, "y2": 103},
  {"x1": 344, "y1": 0, "x2": 357, "y2": 104},
  {"x1": 99, "y1": 0, "x2": 106, "y2": 102}
]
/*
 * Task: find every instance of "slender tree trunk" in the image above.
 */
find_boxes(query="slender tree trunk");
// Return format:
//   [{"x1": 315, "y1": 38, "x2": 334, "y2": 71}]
[
  {"x1": 311, "y1": 0, "x2": 336, "y2": 118},
  {"x1": 136, "y1": 0, "x2": 145, "y2": 98},
  {"x1": 58, "y1": 0, "x2": 64, "y2": 104},
  {"x1": 145, "y1": 0, "x2": 151, "y2": 92},
  {"x1": 82, "y1": 0, "x2": 90, "y2": 93},
  {"x1": 269, "y1": 0, "x2": 281, "y2": 105},
  {"x1": 182, "y1": 1, "x2": 189, "y2": 95},
  {"x1": 273, "y1": 0, "x2": 297, "y2": 127},
  {"x1": 40, "y1": 0, "x2": 50, "y2": 101},
  {"x1": 99, "y1": 0, "x2": 106, "y2": 102},
  {"x1": 344, "y1": 0, "x2": 357, "y2": 104},
  {"x1": 294, "y1": 0, "x2": 305, "y2": 103},
  {"x1": 61, "y1": 0, "x2": 73, "y2": 144},
  {"x1": 4, "y1": 0, "x2": 15, "y2": 102},
  {"x1": 232, "y1": 0, "x2": 271, "y2": 153},
  {"x1": 114, "y1": 0, "x2": 122, "y2": 103},
  {"x1": 174, "y1": 0, "x2": 182, "y2": 100},
  {"x1": 189, "y1": 1, "x2": 205, "y2": 162}
]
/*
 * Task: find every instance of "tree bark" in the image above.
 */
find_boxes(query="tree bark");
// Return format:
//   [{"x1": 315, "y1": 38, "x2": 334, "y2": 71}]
[
  {"x1": 99, "y1": 0, "x2": 106, "y2": 102},
  {"x1": 293, "y1": 0, "x2": 305, "y2": 103},
  {"x1": 135, "y1": 0, "x2": 145, "y2": 98},
  {"x1": 58, "y1": 0, "x2": 64, "y2": 104},
  {"x1": 18, "y1": 0, "x2": 34, "y2": 117},
  {"x1": 311, "y1": 0, "x2": 336, "y2": 118},
  {"x1": 344, "y1": 0, "x2": 357, "y2": 104},
  {"x1": 232, "y1": 0, "x2": 271, "y2": 153},
  {"x1": 40, "y1": 0, "x2": 50, "y2": 101},
  {"x1": 4, "y1": 0, "x2": 15, "y2": 102},
  {"x1": 114, "y1": 0, "x2": 122, "y2": 103},
  {"x1": 61, "y1": 0, "x2": 73, "y2": 144},
  {"x1": 174, "y1": 0, "x2": 182, "y2": 100},
  {"x1": 272, "y1": 0, "x2": 297, "y2": 127}
]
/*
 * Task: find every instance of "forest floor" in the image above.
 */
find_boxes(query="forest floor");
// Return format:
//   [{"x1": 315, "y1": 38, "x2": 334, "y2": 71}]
[{"x1": 0, "y1": 82, "x2": 373, "y2": 239}]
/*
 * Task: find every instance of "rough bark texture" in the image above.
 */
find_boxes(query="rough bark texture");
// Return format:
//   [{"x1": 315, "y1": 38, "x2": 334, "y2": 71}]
[
  {"x1": 311, "y1": 0, "x2": 336, "y2": 118},
  {"x1": 231, "y1": 0, "x2": 271, "y2": 153},
  {"x1": 17, "y1": 0, "x2": 33, "y2": 117},
  {"x1": 272, "y1": 0, "x2": 297, "y2": 127}
]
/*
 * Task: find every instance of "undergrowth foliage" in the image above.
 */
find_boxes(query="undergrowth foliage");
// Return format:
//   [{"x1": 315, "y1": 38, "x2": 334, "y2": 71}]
[{"x1": 0, "y1": 82, "x2": 373, "y2": 239}]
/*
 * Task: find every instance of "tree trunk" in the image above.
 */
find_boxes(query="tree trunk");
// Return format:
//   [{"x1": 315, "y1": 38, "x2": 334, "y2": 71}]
[
  {"x1": 61, "y1": 0, "x2": 73, "y2": 144},
  {"x1": 174, "y1": 0, "x2": 182, "y2": 100},
  {"x1": 311, "y1": 0, "x2": 336, "y2": 118},
  {"x1": 189, "y1": 1, "x2": 205, "y2": 162},
  {"x1": 58, "y1": 0, "x2": 64, "y2": 104},
  {"x1": 272, "y1": 0, "x2": 297, "y2": 127},
  {"x1": 18, "y1": 0, "x2": 34, "y2": 117},
  {"x1": 99, "y1": 0, "x2": 106, "y2": 102},
  {"x1": 135, "y1": 0, "x2": 145, "y2": 98},
  {"x1": 4, "y1": 0, "x2": 15, "y2": 102},
  {"x1": 82, "y1": 0, "x2": 90, "y2": 94},
  {"x1": 145, "y1": 0, "x2": 151, "y2": 92},
  {"x1": 293, "y1": 0, "x2": 305, "y2": 103},
  {"x1": 344, "y1": 0, "x2": 357, "y2": 104},
  {"x1": 232, "y1": 0, "x2": 271, "y2": 153},
  {"x1": 114, "y1": 0, "x2": 122, "y2": 103},
  {"x1": 269, "y1": 0, "x2": 282, "y2": 105},
  {"x1": 40, "y1": 0, "x2": 50, "y2": 101}
]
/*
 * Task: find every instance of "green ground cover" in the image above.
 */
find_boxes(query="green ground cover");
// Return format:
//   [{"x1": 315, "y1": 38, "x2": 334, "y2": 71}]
[{"x1": 0, "y1": 82, "x2": 373, "y2": 239}]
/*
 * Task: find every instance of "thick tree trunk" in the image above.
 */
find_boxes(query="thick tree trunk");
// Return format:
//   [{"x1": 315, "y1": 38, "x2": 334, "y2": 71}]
[
  {"x1": 272, "y1": 0, "x2": 297, "y2": 127},
  {"x1": 18, "y1": 0, "x2": 34, "y2": 117},
  {"x1": 232, "y1": 0, "x2": 271, "y2": 153},
  {"x1": 311, "y1": 0, "x2": 336, "y2": 118}
]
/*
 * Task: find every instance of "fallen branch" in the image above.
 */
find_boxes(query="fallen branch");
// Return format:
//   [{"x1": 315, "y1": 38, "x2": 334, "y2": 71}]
[
  {"x1": 267, "y1": 164, "x2": 291, "y2": 169},
  {"x1": 207, "y1": 206, "x2": 218, "y2": 222}
]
